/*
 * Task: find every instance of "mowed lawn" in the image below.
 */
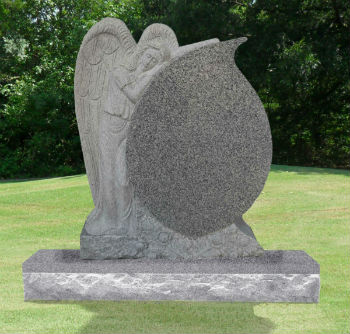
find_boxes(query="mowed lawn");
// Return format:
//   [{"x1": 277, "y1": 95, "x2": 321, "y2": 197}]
[{"x1": 0, "y1": 165, "x2": 349, "y2": 334}]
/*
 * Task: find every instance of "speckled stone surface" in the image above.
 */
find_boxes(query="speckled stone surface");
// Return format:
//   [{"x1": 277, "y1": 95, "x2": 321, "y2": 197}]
[
  {"x1": 23, "y1": 249, "x2": 320, "y2": 274},
  {"x1": 126, "y1": 38, "x2": 272, "y2": 238},
  {"x1": 23, "y1": 250, "x2": 320, "y2": 302}
]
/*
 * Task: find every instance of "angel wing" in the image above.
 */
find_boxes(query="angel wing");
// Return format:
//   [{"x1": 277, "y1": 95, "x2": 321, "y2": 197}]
[
  {"x1": 138, "y1": 23, "x2": 179, "y2": 51},
  {"x1": 74, "y1": 18, "x2": 136, "y2": 205}
]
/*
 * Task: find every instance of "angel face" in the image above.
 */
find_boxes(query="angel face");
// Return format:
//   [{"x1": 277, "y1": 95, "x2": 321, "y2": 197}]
[{"x1": 138, "y1": 47, "x2": 162, "y2": 72}]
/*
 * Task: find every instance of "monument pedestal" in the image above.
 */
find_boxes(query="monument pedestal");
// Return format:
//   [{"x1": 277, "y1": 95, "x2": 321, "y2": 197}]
[{"x1": 22, "y1": 249, "x2": 320, "y2": 302}]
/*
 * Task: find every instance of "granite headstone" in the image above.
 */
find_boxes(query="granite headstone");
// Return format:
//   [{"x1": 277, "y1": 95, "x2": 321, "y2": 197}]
[
  {"x1": 22, "y1": 18, "x2": 320, "y2": 303},
  {"x1": 75, "y1": 18, "x2": 267, "y2": 259}
]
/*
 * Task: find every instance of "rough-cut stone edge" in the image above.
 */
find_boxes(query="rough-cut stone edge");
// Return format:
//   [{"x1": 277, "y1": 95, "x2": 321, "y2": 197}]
[{"x1": 23, "y1": 272, "x2": 320, "y2": 303}]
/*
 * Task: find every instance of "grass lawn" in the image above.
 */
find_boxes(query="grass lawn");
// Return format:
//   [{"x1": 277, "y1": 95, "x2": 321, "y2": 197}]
[{"x1": 0, "y1": 164, "x2": 349, "y2": 334}]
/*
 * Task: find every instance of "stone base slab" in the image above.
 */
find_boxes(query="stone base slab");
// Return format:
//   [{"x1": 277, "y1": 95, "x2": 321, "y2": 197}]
[{"x1": 22, "y1": 250, "x2": 320, "y2": 302}]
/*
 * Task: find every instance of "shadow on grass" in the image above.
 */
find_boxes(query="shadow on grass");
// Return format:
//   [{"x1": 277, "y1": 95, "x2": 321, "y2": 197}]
[
  {"x1": 271, "y1": 164, "x2": 350, "y2": 176},
  {"x1": 33, "y1": 300, "x2": 275, "y2": 334}
]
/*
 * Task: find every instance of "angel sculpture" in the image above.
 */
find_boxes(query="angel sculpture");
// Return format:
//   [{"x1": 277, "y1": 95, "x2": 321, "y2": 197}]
[{"x1": 75, "y1": 18, "x2": 218, "y2": 236}]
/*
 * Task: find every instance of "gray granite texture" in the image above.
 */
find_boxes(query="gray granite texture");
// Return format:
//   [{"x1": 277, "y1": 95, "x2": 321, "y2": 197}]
[
  {"x1": 126, "y1": 38, "x2": 272, "y2": 238},
  {"x1": 23, "y1": 250, "x2": 320, "y2": 302}
]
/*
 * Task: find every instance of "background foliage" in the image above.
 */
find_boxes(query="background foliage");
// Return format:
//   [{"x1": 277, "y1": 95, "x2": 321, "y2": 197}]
[{"x1": 0, "y1": 0, "x2": 349, "y2": 178}]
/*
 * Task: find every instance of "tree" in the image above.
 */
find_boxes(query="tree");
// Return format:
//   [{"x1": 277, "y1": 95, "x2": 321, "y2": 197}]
[
  {"x1": 0, "y1": 0, "x2": 349, "y2": 178},
  {"x1": 140, "y1": 0, "x2": 350, "y2": 168},
  {"x1": 0, "y1": 0, "x2": 144, "y2": 177}
]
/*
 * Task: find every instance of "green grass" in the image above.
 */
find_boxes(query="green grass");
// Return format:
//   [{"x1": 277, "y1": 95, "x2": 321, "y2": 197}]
[{"x1": 0, "y1": 164, "x2": 349, "y2": 334}]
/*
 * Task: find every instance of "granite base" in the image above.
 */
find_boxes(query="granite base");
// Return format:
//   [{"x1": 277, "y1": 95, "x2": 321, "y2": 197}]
[{"x1": 22, "y1": 250, "x2": 320, "y2": 302}]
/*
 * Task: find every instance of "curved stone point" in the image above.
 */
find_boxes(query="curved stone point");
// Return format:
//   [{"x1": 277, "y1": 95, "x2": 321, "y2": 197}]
[{"x1": 127, "y1": 39, "x2": 272, "y2": 238}]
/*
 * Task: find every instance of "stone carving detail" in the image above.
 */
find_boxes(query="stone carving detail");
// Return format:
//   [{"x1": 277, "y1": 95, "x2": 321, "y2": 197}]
[
  {"x1": 75, "y1": 18, "x2": 218, "y2": 238},
  {"x1": 75, "y1": 18, "x2": 269, "y2": 259},
  {"x1": 80, "y1": 200, "x2": 263, "y2": 259}
]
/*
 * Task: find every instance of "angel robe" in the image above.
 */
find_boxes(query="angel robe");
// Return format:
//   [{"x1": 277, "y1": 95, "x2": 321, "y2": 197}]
[{"x1": 95, "y1": 65, "x2": 137, "y2": 232}]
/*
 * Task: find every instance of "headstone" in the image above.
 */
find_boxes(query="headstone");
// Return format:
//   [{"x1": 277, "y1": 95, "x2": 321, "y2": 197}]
[
  {"x1": 126, "y1": 38, "x2": 272, "y2": 239},
  {"x1": 22, "y1": 18, "x2": 320, "y2": 302},
  {"x1": 75, "y1": 18, "x2": 266, "y2": 259}
]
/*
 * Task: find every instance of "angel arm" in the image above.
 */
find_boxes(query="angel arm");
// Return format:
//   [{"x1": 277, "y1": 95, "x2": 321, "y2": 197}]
[{"x1": 115, "y1": 63, "x2": 164, "y2": 104}]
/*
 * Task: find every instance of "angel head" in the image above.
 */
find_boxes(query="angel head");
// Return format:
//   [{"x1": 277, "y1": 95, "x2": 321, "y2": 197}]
[
  {"x1": 136, "y1": 41, "x2": 171, "y2": 73},
  {"x1": 123, "y1": 23, "x2": 178, "y2": 73}
]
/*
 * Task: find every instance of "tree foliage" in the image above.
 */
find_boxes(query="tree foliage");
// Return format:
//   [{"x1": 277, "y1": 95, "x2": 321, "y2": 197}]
[{"x1": 0, "y1": 0, "x2": 349, "y2": 178}]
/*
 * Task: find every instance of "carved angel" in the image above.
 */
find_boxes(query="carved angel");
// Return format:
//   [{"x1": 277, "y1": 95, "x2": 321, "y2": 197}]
[{"x1": 74, "y1": 18, "x2": 218, "y2": 236}]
